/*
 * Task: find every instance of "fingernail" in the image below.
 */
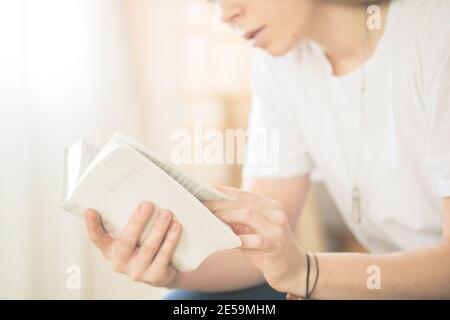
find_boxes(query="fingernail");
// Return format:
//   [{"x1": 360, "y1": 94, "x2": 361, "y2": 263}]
[
  {"x1": 159, "y1": 210, "x2": 171, "y2": 222},
  {"x1": 170, "y1": 222, "x2": 179, "y2": 233},
  {"x1": 140, "y1": 202, "x2": 152, "y2": 216},
  {"x1": 86, "y1": 210, "x2": 97, "y2": 227}
]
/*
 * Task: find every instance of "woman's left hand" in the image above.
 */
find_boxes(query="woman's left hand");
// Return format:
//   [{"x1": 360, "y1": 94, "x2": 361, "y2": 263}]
[{"x1": 204, "y1": 186, "x2": 307, "y2": 294}]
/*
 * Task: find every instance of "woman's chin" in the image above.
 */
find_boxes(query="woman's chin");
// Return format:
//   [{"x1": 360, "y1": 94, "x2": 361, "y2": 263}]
[{"x1": 263, "y1": 40, "x2": 298, "y2": 57}]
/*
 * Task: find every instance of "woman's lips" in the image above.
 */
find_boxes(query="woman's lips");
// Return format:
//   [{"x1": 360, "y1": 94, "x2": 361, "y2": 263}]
[{"x1": 243, "y1": 26, "x2": 266, "y2": 47}]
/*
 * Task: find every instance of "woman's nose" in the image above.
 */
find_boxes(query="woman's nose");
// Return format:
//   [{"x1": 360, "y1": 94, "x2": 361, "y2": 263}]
[{"x1": 219, "y1": 1, "x2": 244, "y2": 25}]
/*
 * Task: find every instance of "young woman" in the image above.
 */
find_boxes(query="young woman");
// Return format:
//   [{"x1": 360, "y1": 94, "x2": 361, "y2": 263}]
[{"x1": 84, "y1": 0, "x2": 450, "y2": 299}]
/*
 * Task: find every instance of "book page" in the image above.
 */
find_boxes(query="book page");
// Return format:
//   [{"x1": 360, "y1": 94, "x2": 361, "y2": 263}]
[
  {"x1": 60, "y1": 140, "x2": 99, "y2": 203},
  {"x1": 107, "y1": 133, "x2": 233, "y2": 202},
  {"x1": 80, "y1": 140, "x2": 100, "y2": 176}
]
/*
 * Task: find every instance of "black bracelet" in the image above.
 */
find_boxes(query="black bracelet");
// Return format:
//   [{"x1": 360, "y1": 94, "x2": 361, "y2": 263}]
[
  {"x1": 308, "y1": 253, "x2": 319, "y2": 299},
  {"x1": 285, "y1": 252, "x2": 315, "y2": 301},
  {"x1": 305, "y1": 252, "x2": 311, "y2": 298}
]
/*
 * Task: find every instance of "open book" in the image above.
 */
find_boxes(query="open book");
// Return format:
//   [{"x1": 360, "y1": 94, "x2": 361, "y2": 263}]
[{"x1": 59, "y1": 132, "x2": 242, "y2": 271}]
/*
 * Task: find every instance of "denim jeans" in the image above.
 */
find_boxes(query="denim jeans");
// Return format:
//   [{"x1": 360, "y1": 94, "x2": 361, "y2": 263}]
[{"x1": 164, "y1": 283, "x2": 286, "y2": 300}]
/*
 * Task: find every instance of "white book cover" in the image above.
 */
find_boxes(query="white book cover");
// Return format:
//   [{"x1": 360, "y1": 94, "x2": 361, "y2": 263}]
[{"x1": 59, "y1": 132, "x2": 242, "y2": 272}]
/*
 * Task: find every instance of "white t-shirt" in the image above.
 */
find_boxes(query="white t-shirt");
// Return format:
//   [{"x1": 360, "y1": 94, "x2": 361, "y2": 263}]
[{"x1": 242, "y1": 0, "x2": 450, "y2": 253}]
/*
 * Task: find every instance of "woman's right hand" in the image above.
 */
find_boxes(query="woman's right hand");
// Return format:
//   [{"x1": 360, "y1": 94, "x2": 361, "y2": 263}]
[{"x1": 84, "y1": 202, "x2": 182, "y2": 287}]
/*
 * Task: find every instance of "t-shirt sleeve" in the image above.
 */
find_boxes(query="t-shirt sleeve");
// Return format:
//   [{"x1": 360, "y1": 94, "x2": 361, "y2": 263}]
[
  {"x1": 423, "y1": 17, "x2": 450, "y2": 198},
  {"x1": 241, "y1": 50, "x2": 313, "y2": 178}
]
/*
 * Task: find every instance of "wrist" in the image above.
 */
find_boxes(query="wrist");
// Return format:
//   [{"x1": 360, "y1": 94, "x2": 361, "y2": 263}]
[
  {"x1": 286, "y1": 249, "x2": 319, "y2": 299},
  {"x1": 165, "y1": 269, "x2": 182, "y2": 289},
  {"x1": 283, "y1": 247, "x2": 308, "y2": 296}
]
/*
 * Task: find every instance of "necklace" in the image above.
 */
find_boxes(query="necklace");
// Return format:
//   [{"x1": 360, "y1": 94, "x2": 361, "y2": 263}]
[
  {"x1": 351, "y1": 12, "x2": 371, "y2": 223},
  {"x1": 331, "y1": 12, "x2": 370, "y2": 224},
  {"x1": 351, "y1": 58, "x2": 366, "y2": 223}
]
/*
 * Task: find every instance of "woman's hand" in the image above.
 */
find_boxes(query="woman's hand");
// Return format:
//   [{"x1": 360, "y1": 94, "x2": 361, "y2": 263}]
[
  {"x1": 84, "y1": 202, "x2": 182, "y2": 288},
  {"x1": 204, "y1": 186, "x2": 307, "y2": 294}
]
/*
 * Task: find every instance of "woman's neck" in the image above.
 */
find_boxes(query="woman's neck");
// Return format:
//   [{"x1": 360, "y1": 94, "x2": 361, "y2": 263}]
[{"x1": 305, "y1": 1, "x2": 391, "y2": 75}]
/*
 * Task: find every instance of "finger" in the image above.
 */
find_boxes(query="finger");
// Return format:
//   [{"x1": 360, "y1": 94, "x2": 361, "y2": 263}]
[
  {"x1": 149, "y1": 221, "x2": 182, "y2": 273},
  {"x1": 214, "y1": 209, "x2": 276, "y2": 236},
  {"x1": 239, "y1": 234, "x2": 270, "y2": 251},
  {"x1": 204, "y1": 199, "x2": 264, "y2": 213},
  {"x1": 116, "y1": 202, "x2": 154, "y2": 259},
  {"x1": 213, "y1": 185, "x2": 269, "y2": 204},
  {"x1": 134, "y1": 209, "x2": 173, "y2": 267},
  {"x1": 205, "y1": 200, "x2": 286, "y2": 226},
  {"x1": 214, "y1": 186, "x2": 285, "y2": 213},
  {"x1": 84, "y1": 209, "x2": 113, "y2": 258}
]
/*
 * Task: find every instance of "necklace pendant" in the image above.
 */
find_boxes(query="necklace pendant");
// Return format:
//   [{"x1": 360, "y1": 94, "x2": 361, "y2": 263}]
[{"x1": 352, "y1": 187, "x2": 362, "y2": 223}]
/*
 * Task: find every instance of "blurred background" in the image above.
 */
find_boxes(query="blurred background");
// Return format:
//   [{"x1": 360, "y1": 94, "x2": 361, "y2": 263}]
[{"x1": 0, "y1": 0, "x2": 364, "y2": 299}]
